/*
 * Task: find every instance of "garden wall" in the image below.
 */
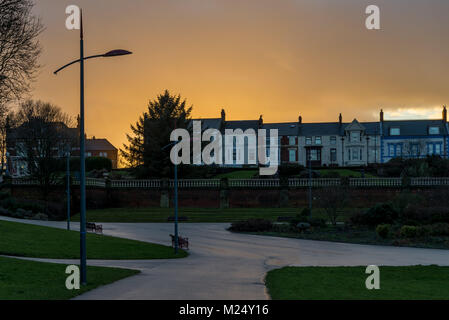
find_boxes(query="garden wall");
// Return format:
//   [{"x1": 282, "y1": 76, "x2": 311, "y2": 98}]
[{"x1": 7, "y1": 184, "x2": 449, "y2": 212}]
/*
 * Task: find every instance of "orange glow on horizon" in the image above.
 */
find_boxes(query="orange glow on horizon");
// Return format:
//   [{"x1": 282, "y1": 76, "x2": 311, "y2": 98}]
[{"x1": 27, "y1": 0, "x2": 449, "y2": 167}]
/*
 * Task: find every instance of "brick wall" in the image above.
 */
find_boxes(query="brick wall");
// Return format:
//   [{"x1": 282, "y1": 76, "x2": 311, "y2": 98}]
[{"x1": 8, "y1": 184, "x2": 449, "y2": 211}]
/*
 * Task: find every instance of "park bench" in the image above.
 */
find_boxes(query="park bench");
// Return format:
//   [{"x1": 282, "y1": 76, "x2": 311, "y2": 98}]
[
  {"x1": 167, "y1": 216, "x2": 189, "y2": 222},
  {"x1": 86, "y1": 222, "x2": 103, "y2": 234},
  {"x1": 170, "y1": 234, "x2": 189, "y2": 250}
]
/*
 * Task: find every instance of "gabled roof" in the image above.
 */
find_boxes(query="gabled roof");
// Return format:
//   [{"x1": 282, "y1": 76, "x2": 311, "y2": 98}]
[
  {"x1": 360, "y1": 122, "x2": 381, "y2": 135},
  {"x1": 86, "y1": 138, "x2": 117, "y2": 151},
  {"x1": 189, "y1": 118, "x2": 222, "y2": 131},
  {"x1": 225, "y1": 120, "x2": 260, "y2": 131},
  {"x1": 263, "y1": 122, "x2": 299, "y2": 136},
  {"x1": 345, "y1": 119, "x2": 366, "y2": 131},
  {"x1": 300, "y1": 122, "x2": 343, "y2": 136},
  {"x1": 381, "y1": 119, "x2": 448, "y2": 136}
]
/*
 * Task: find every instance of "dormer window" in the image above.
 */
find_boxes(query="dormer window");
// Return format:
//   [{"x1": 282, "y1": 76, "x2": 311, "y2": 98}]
[
  {"x1": 429, "y1": 126, "x2": 440, "y2": 135},
  {"x1": 350, "y1": 131, "x2": 360, "y2": 142},
  {"x1": 390, "y1": 128, "x2": 400, "y2": 136}
]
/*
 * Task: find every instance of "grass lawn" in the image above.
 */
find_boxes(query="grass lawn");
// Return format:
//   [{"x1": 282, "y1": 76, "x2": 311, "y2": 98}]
[
  {"x1": 0, "y1": 220, "x2": 188, "y2": 259},
  {"x1": 0, "y1": 256, "x2": 139, "y2": 300},
  {"x1": 73, "y1": 207, "x2": 359, "y2": 223},
  {"x1": 213, "y1": 170, "x2": 258, "y2": 179},
  {"x1": 266, "y1": 266, "x2": 449, "y2": 300},
  {"x1": 319, "y1": 169, "x2": 376, "y2": 178}
]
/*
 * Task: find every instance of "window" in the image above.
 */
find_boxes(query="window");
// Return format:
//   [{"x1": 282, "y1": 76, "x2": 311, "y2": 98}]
[
  {"x1": 352, "y1": 148, "x2": 359, "y2": 160},
  {"x1": 390, "y1": 128, "x2": 400, "y2": 136},
  {"x1": 330, "y1": 148, "x2": 337, "y2": 162},
  {"x1": 427, "y1": 144, "x2": 433, "y2": 155},
  {"x1": 388, "y1": 143, "x2": 402, "y2": 157},
  {"x1": 315, "y1": 136, "x2": 322, "y2": 145},
  {"x1": 306, "y1": 137, "x2": 312, "y2": 145},
  {"x1": 99, "y1": 152, "x2": 108, "y2": 157},
  {"x1": 396, "y1": 144, "x2": 402, "y2": 157},
  {"x1": 435, "y1": 144, "x2": 442, "y2": 155},
  {"x1": 289, "y1": 136, "x2": 296, "y2": 145},
  {"x1": 389, "y1": 144, "x2": 395, "y2": 157},
  {"x1": 310, "y1": 149, "x2": 320, "y2": 161},
  {"x1": 350, "y1": 131, "x2": 360, "y2": 143},
  {"x1": 427, "y1": 143, "x2": 443, "y2": 155},
  {"x1": 85, "y1": 152, "x2": 92, "y2": 157},
  {"x1": 429, "y1": 127, "x2": 440, "y2": 135},
  {"x1": 411, "y1": 144, "x2": 420, "y2": 157},
  {"x1": 289, "y1": 149, "x2": 296, "y2": 162},
  {"x1": 330, "y1": 136, "x2": 337, "y2": 145}
]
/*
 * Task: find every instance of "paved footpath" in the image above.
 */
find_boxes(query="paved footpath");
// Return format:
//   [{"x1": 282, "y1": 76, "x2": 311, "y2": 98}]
[{"x1": 1, "y1": 216, "x2": 449, "y2": 299}]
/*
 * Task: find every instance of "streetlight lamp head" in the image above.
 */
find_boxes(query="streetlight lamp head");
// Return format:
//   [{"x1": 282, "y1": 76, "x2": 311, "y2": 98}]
[{"x1": 103, "y1": 49, "x2": 133, "y2": 57}]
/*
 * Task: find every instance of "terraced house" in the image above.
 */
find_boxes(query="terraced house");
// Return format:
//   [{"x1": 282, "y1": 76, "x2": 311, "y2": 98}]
[{"x1": 197, "y1": 106, "x2": 448, "y2": 168}]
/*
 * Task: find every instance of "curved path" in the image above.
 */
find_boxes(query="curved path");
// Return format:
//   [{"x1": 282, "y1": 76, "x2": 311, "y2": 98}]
[{"x1": 1, "y1": 216, "x2": 449, "y2": 299}]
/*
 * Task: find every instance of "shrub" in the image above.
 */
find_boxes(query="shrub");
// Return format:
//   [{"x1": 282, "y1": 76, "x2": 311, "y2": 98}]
[
  {"x1": 0, "y1": 192, "x2": 10, "y2": 201},
  {"x1": 350, "y1": 203, "x2": 398, "y2": 226},
  {"x1": 320, "y1": 171, "x2": 341, "y2": 178},
  {"x1": 401, "y1": 206, "x2": 449, "y2": 225},
  {"x1": 425, "y1": 223, "x2": 449, "y2": 236},
  {"x1": 376, "y1": 224, "x2": 391, "y2": 239},
  {"x1": 67, "y1": 156, "x2": 113, "y2": 172},
  {"x1": 278, "y1": 164, "x2": 305, "y2": 177},
  {"x1": 229, "y1": 219, "x2": 273, "y2": 232},
  {"x1": 271, "y1": 223, "x2": 293, "y2": 233},
  {"x1": 86, "y1": 157, "x2": 112, "y2": 171},
  {"x1": 299, "y1": 208, "x2": 311, "y2": 218},
  {"x1": 400, "y1": 225, "x2": 418, "y2": 238},
  {"x1": 309, "y1": 217, "x2": 327, "y2": 228}
]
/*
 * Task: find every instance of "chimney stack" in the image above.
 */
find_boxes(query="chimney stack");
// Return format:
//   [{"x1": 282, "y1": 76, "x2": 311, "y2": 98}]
[
  {"x1": 258, "y1": 115, "x2": 263, "y2": 128},
  {"x1": 380, "y1": 109, "x2": 384, "y2": 122},
  {"x1": 443, "y1": 106, "x2": 447, "y2": 123},
  {"x1": 339, "y1": 113, "x2": 342, "y2": 125},
  {"x1": 298, "y1": 115, "x2": 302, "y2": 124},
  {"x1": 221, "y1": 108, "x2": 226, "y2": 122}
]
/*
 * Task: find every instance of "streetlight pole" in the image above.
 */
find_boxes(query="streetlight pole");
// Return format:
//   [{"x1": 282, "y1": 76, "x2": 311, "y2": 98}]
[
  {"x1": 78, "y1": 12, "x2": 87, "y2": 285},
  {"x1": 54, "y1": 10, "x2": 132, "y2": 285},
  {"x1": 173, "y1": 160, "x2": 179, "y2": 254},
  {"x1": 308, "y1": 150, "x2": 312, "y2": 217},
  {"x1": 162, "y1": 139, "x2": 181, "y2": 254},
  {"x1": 66, "y1": 149, "x2": 71, "y2": 231}
]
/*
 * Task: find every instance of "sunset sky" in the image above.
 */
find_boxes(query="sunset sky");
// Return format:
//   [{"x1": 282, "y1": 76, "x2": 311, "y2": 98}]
[{"x1": 29, "y1": 0, "x2": 449, "y2": 159}]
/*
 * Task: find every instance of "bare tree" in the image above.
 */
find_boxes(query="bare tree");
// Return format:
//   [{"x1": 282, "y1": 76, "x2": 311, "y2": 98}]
[
  {"x1": 0, "y1": 109, "x2": 17, "y2": 173},
  {"x1": 0, "y1": 0, "x2": 43, "y2": 105},
  {"x1": 12, "y1": 100, "x2": 75, "y2": 197},
  {"x1": 316, "y1": 186, "x2": 349, "y2": 226}
]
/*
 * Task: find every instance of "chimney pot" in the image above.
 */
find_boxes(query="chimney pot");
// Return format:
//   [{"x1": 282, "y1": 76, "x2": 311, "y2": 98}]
[
  {"x1": 443, "y1": 105, "x2": 447, "y2": 122},
  {"x1": 221, "y1": 108, "x2": 226, "y2": 122},
  {"x1": 298, "y1": 115, "x2": 302, "y2": 124},
  {"x1": 380, "y1": 109, "x2": 384, "y2": 122}
]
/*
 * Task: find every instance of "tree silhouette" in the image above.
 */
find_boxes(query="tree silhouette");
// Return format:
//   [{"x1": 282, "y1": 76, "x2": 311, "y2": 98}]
[
  {"x1": 0, "y1": 0, "x2": 43, "y2": 105},
  {"x1": 121, "y1": 90, "x2": 192, "y2": 177}
]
